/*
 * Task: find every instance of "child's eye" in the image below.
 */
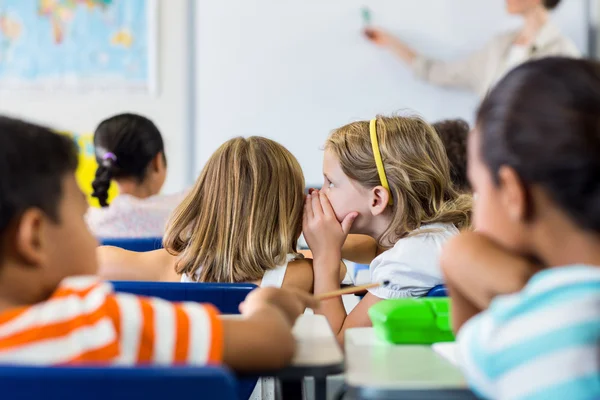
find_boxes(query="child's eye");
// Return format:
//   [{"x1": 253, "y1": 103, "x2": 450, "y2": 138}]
[{"x1": 328, "y1": 182, "x2": 335, "y2": 188}]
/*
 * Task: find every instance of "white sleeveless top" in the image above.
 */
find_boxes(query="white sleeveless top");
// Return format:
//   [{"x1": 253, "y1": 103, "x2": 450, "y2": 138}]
[
  {"x1": 180, "y1": 253, "x2": 296, "y2": 400},
  {"x1": 179, "y1": 253, "x2": 296, "y2": 288}
]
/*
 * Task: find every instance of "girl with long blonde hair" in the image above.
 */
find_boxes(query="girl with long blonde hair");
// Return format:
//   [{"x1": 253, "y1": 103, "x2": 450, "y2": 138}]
[
  {"x1": 303, "y1": 115, "x2": 472, "y2": 343},
  {"x1": 98, "y1": 136, "x2": 314, "y2": 292}
]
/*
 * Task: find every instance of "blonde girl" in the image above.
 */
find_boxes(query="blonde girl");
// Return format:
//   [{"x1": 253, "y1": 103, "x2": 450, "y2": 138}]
[
  {"x1": 98, "y1": 136, "x2": 315, "y2": 292},
  {"x1": 303, "y1": 115, "x2": 471, "y2": 343}
]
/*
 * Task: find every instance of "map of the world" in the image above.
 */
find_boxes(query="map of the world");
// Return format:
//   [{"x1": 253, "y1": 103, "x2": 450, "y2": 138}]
[{"x1": 0, "y1": 0, "x2": 156, "y2": 92}]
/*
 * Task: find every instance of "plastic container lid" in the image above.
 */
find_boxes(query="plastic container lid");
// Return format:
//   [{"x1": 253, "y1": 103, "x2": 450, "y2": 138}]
[{"x1": 368, "y1": 298, "x2": 455, "y2": 344}]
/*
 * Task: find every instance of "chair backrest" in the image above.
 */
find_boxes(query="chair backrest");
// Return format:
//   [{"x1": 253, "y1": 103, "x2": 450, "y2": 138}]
[
  {"x1": 426, "y1": 284, "x2": 448, "y2": 297},
  {"x1": 99, "y1": 237, "x2": 163, "y2": 252},
  {"x1": 112, "y1": 281, "x2": 257, "y2": 314},
  {"x1": 0, "y1": 365, "x2": 238, "y2": 400}
]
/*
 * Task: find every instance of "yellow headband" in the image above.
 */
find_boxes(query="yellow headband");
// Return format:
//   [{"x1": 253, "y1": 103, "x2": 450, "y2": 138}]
[{"x1": 369, "y1": 119, "x2": 393, "y2": 205}]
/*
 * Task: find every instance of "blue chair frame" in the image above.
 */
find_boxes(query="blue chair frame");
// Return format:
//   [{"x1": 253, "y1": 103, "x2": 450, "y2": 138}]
[
  {"x1": 0, "y1": 365, "x2": 238, "y2": 400},
  {"x1": 426, "y1": 284, "x2": 448, "y2": 297},
  {"x1": 112, "y1": 281, "x2": 258, "y2": 314},
  {"x1": 99, "y1": 237, "x2": 163, "y2": 252}
]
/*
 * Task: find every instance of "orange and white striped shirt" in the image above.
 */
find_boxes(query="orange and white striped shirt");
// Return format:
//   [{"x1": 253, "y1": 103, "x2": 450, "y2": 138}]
[{"x1": 0, "y1": 277, "x2": 223, "y2": 365}]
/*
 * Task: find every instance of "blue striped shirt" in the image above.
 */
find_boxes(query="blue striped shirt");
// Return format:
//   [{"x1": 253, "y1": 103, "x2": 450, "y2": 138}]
[{"x1": 457, "y1": 266, "x2": 600, "y2": 400}]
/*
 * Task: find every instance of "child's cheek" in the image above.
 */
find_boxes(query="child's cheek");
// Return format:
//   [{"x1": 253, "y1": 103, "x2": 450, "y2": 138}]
[{"x1": 325, "y1": 192, "x2": 345, "y2": 223}]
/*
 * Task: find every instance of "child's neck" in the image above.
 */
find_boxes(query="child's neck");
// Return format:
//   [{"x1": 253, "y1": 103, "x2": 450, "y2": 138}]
[
  {"x1": 364, "y1": 214, "x2": 396, "y2": 247},
  {"x1": 536, "y1": 229, "x2": 600, "y2": 268},
  {"x1": 532, "y1": 210, "x2": 600, "y2": 268},
  {"x1": 517, "y1": 6, "x2": 549, "y2": 45},
  {"x1": 0, "y1": 266, "x2": 50, "y2": 314},
  {"x1": 116, "y1": 179, "x2": 156, "y2": 199}
]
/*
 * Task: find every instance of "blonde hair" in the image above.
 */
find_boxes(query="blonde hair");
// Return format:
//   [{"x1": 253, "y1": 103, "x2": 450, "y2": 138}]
[
  {"x1": 326, "y1": 115, "x2": 471, "y2": 243},
  {"x1": 164, "y1": 136, "x2": 305, "y2": 282}
]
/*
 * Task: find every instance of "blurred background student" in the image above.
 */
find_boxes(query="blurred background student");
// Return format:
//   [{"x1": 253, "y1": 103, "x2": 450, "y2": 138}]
[
  {"x1": 87, "y1": 113, "x2": 186, "y2": 238},
  {"x1": 433, "y1": 119, "x2": 471, "y2": 193}
]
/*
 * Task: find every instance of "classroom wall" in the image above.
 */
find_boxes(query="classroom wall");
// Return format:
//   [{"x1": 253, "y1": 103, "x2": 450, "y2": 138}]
[
  {"x1": 0, "y1": 0, "x2": 192, "y2": 194},
  {"x1": 0, "y1": 1, "x2": 594, "y2": 192},
  {"x1": 193, "y1": 0, "x2": 589, "y2": 187}
]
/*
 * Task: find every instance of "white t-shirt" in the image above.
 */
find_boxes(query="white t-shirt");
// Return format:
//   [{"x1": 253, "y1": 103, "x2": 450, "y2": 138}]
[
  {"x1": 87, "y1": 192, "x2": 187, "y2": 238},
  {"x1": 368, "y1": 222, "x2": 459, "y2": 299}
]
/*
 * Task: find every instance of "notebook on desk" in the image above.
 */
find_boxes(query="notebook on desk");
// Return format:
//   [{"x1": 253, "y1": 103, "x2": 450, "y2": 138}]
[{"x1": 432, "y1": 342, "x2": 460, "y2": 367}]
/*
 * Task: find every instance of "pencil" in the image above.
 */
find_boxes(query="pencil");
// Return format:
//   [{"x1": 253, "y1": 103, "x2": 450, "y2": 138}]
[{"x1": 317, "y1": 280, "x2": 390, "y2": 300}]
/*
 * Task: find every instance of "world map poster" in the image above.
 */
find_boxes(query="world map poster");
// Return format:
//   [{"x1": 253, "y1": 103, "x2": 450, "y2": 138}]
[{"x1": 0, "y1": 0, "x2": 157, "y2": 92}]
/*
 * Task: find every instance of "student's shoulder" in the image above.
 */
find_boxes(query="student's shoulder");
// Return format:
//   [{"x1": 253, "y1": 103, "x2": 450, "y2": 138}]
[
  {"x1": 59, "y1": 276, "x2": 111, "y2": 291},
  {"x1": 48, "y1": 276, "x2": 115, "y2": 305},
  {"x1": 281, "y1": 258, "x2": 314, "y2": 292},
  {"x1": 97, "y1": 246, "x2": 178, "y2": 282},
  {"x1": 377, "y1": 231, "x2": 439, "y2": 260}
]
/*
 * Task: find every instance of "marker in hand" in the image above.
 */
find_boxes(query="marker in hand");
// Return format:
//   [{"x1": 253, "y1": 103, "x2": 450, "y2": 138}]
[{"x1": 362, "y1": 7, "x2": 375, "y2": 39}]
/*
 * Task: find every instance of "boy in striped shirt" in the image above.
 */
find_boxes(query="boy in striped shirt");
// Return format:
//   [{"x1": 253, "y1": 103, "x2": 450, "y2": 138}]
[
  {"x1": 0, "y1": 116, "x2": 317, "y2": 370},
  {"x1": 441, "y1": 58, "x2": 600, "y2": 399}
]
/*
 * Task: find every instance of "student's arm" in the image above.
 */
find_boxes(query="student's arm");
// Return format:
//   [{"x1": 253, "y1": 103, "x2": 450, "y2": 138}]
[
  {"x1": 341, "y1": 234, "x2": 380, "y2": 264},
  {"x1": 303, "y1": 190, "x2": 372, "y2": 345},
  {"x1": 97, "y1": 247, "x2": 179, "y2": 282},
  {"x1": 440, "y1": 231, "x2": 542, "y2": 311},
  {"x1": 313, "y1": 267, "x2": 382, "y2": 346},
  {"x1": 445, "y1": 278, "x2": 483, "y2": 333},
  {"x1": 109, "y1": 287, "x2": 317, "y2": 371},
  {"x1": 283, "y1": 258, "x2": 346, "y2": 293},
  {"x1": 221, "y1": 307, "x2": 296, "y2": 370},
  {"x1": 223, "y1": 287, "x2": 319, "y2": 371}
]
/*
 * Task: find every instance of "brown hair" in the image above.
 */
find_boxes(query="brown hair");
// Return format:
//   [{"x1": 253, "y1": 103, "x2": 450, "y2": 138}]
[
  {"x1": 432, "y1": 119, "x2": 470, "y2": 193},
  {"x1": 326, "y1": 115, "x2": 471, "y2": 243},
  {"x1": 164, "y1": 137, "x2": 305, "y2": 282}
]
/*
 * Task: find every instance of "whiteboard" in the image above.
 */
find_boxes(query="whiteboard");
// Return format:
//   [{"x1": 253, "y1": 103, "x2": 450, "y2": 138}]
[{"x1": 194, "y1": 0, "x2": 588, "y2": 185}]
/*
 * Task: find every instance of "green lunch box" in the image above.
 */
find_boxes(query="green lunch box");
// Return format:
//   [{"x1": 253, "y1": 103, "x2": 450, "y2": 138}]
[{"x1": 368, "y1": 298, "x2": 455, "y2": 344}]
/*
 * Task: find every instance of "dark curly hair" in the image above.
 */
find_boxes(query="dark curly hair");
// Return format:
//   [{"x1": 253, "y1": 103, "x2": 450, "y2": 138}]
[{"x1": 432, "y1": 119, "x2": 470, "y2": 193}]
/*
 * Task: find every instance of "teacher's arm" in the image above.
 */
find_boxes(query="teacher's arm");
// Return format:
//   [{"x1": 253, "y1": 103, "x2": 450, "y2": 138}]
[{"x1": 367, "y1": 27, "x2": 491, "y2": 93}]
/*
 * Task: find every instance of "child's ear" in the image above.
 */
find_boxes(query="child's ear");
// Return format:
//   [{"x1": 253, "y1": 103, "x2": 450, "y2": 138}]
[
  {"x1": 14, "y1": 208, "x2": 47, "y2": 267},
  {"x1": 498, "y1": 166, "x2": 527, "y2": 223},
  {"x1": 151, "y1": 152, "x2": 164, "y2": 173},
  {"x1": 369, "y1": 186, "x2": 391, "y2": 216}
]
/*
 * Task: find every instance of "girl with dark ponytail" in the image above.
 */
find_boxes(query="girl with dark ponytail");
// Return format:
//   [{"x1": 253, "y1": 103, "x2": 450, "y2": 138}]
[{"x1": 87, "y1": 113, "x2": 186, "y2": 238}]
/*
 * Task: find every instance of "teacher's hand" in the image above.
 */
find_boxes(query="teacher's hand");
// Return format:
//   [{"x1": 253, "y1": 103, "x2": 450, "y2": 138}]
[
  {"x1": 364, "y1": 27, "x2": 417, "y2": 64},
  {"x1": 364, "y1": 27, "x2": 395, "y2": 47}
]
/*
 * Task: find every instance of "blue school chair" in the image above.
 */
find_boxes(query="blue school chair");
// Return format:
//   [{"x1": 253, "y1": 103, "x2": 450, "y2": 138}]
[
  {"x1": 0, "y1": 365, "x2": 238, "y2": 400},
  {"x1": 426, "y1": 284, "x2": 448, "y2": 297},
  {"x1": 99, "y1": 237, "x2": 163, "y2": 252},
  {"x1": 112, "y1": 281, "x2": 258, "y2": 314}
]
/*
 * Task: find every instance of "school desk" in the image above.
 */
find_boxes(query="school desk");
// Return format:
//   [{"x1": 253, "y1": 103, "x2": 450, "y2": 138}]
[
  {"x1": 344, "y1": 328, "x2": 476, "y2": 399},
  {"x1": 225, "y1": 314, "x2": 344, "y2": 400}
]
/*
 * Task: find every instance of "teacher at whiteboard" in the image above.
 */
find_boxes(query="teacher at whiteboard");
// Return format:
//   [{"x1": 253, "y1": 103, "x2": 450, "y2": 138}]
[{"x1": 366, "y1": 0, "x2": 579, "y2": 97}]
